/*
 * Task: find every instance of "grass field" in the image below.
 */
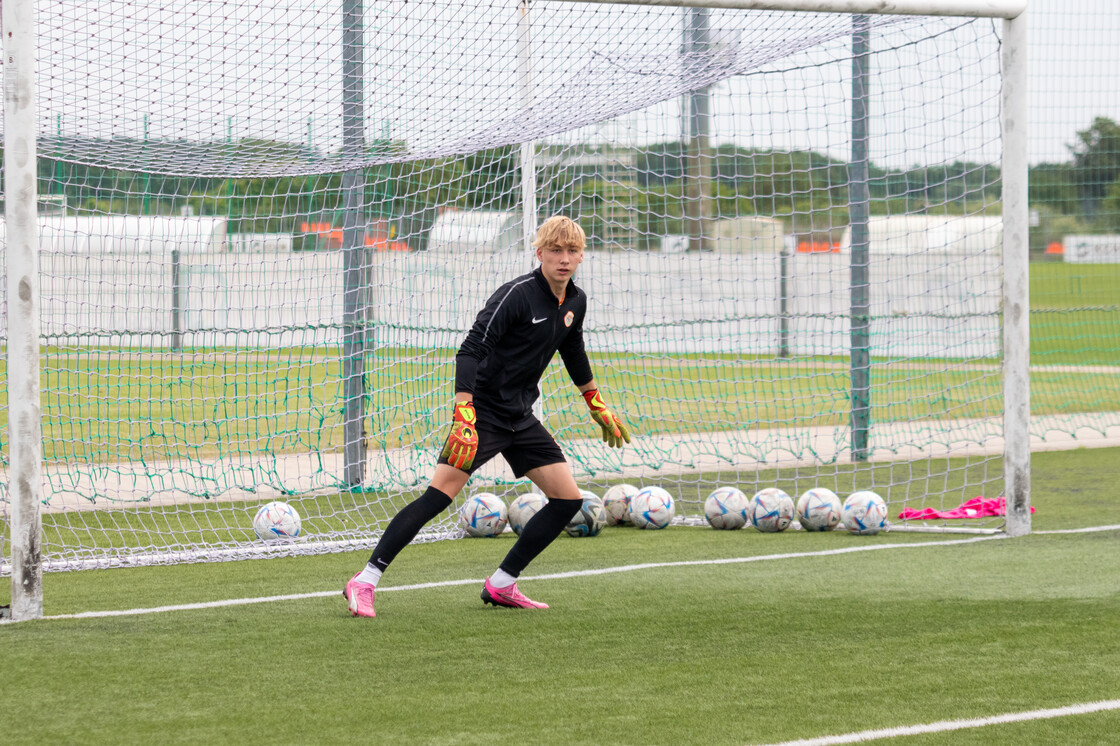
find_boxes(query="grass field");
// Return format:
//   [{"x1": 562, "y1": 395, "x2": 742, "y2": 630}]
[
  {"x1": 3, "y1": 446, "x2": 1118, "y2": 745},
  {"x1": 1, "y1": 342, "x2": 1117, "y2": 463},
  {"x1": 0, "y1": 261, "x2": 1115, "y2": 463},
  {"x1": 1, "y1": 262, "x2": 1117, "y2": 743},
  {"x1": 1031, "y1": 261, "x2": 1120, "y2": 365}
]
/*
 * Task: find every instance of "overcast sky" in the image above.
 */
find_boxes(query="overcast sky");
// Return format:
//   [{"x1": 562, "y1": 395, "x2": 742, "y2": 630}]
[
  {"x1": 1026, "y1": 0, "x2": 1120, "y2": 163},
  {"x1": 19, "y1": 0, "x2": 1120, "y2": 172}
]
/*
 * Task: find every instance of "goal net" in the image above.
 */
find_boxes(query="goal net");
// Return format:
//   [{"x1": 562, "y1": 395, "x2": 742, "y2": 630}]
[{"x1": 3, "y1": 0, "x2": 1019, "y2": 572}]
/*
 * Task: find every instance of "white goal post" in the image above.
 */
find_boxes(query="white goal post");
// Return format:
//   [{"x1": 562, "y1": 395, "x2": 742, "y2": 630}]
[
  {"x1": 555, "y1": 0, "x2": 1030, "y2": 537},
  {"x1": 5, "y1": 0, "x2": 45, "y2": 621},
  {"x1": 4, "y1": 0, "x2": 1030, "y2": 621}
]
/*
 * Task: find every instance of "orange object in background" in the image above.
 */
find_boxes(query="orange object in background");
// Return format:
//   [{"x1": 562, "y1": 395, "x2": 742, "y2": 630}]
[
  {"x1": 364, "y1": 233, "x2": 411, "y2": 252},
  {"x1": 1046, "y1": 242, "x2": 1064, "y2": 255},
  {"x1": 365, "y1": 219, "x2": 412, "y2": 251},
  {"x1": 300, "y1": 222, "x2": 343, "y2": 248},
  {"x1": 300, "y1": 220, "x2": 411, "y2": 251},
  {"x1": 797, "y1": 241, "x2": 839, "y2": 253}
]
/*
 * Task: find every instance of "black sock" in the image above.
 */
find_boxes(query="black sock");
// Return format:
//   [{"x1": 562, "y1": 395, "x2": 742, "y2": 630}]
[
  {"x1": 368, "y1": 486, "x2": 453, "y2": 571},
  {"x1": 498, "y1": 498, "x2": 581, "y2": 578}
]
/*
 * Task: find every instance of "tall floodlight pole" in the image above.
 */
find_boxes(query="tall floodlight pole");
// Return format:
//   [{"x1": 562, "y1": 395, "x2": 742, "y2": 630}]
[
  {"x1": 5, "y1": 0, "x2": 44, "y2": 621},
  {"x1": 849, "y1": 14, "x2": 871, "y2": 462},
  {"x1": 685, "y1": 7, "x2": 712, "y2": 253},
  {"x1": 341, "y1": 0, "x2": 367, "y2": 486}
]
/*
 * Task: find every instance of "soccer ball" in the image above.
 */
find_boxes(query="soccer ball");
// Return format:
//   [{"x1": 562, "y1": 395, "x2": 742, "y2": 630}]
[
  {"x1": 842, "y1": 491, "x2": 889, "y2": 535},
  {"x1": 704, "y1": 486, "x2": 750, "y2": 530},
  {"x1": 459, "y1": 492, "x2": 508, "y2": 537},
  {"x1": 564, "y1": 492, "x2": 606, "y2": 537},
  {"x1": 507, "y1": 492, "x2": 547, "y2": 536},
  {"x1": 253, "y1": 500, "x2": 302, "y2": 541},
  {"x1": 629, "y1": 486, "x2": 675, "y2": 530},
  {"x1": 602, "y1": 483, "x2": 639, "y2": 526},
  {"x1": 796, "y1": 487, "x2": 843, "y2": 532},
  {"x1": 749, "y1": 488, "x2": 795, "y2": 533},
  {"x1": 580, "y1": 489, "x2": 602, "y2": 504}
]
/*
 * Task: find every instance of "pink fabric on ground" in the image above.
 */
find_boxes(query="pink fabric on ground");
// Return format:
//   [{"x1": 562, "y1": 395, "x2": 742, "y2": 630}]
[{"x1": 898, "y1": 496, "x2": 1036, "y2": 520}]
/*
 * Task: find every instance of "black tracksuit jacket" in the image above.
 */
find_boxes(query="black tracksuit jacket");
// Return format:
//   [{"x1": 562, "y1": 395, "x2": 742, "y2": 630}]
[{"x1": 454, "y1": 266, "x2": 594, "y2": 431}]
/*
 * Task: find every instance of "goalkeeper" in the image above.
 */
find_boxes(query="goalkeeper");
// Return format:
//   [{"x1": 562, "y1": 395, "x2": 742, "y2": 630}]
[{"x1": 344, "y1": 215, "x2": 632, "y2": 617}]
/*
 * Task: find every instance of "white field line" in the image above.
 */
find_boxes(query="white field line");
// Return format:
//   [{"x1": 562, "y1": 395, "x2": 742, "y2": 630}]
[
  {"x1": 8, "y1": 524, "x2": 1117, "y2": 624},
  {"x1": 758, "y1": 699, "x2": 1120, "y2": 746},
  {"x1": 6, "y1": 534, "x2": 1008, "y2": 622},
  {"x1": 1034, "y1": 524, "x2": 1120, "y2": 534}
]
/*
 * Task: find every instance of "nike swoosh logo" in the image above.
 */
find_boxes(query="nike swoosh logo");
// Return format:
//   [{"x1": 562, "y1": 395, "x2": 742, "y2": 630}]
[{"x1": 531, "y1": 316, "x2": 547, "y2": 324}]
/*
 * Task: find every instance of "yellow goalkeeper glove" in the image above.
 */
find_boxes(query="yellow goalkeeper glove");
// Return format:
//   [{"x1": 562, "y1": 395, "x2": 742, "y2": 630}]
[
  {"x1": 440, "y1": 401, "x2": 479, "y2": 470},
  {"x1": 583, "y1": 389, "x2": 632, "y2": 448}
]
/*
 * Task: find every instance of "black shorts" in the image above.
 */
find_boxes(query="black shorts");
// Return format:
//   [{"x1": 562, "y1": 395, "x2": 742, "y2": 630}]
[{"x1": 438, "y1": 419, "x2": 566, "y2": 478}]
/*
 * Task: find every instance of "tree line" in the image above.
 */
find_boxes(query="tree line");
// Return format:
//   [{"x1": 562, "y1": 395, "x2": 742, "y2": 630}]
[
  {"x1": 1028, "y1": 116, "x2": 1120, "y2": 249},
  {"x1": 23, "y1": 116, "x2": 1120, "y2": 252}
]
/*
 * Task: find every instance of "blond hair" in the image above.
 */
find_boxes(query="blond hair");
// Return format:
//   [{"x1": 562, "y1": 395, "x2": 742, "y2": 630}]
[{"x1": 532, "y1": 215, "x2": 586, "y2": 252}]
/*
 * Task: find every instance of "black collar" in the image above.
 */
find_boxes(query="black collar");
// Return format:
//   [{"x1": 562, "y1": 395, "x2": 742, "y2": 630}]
[{"x1": 532, "y1": 265, "x2": 575, "y2": 304}]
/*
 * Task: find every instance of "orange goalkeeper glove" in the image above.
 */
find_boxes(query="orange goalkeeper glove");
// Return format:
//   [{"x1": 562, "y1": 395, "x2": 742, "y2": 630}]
[
  {"x1": 583, "y1": 389, "x2": 632, "y2": 448},
  {"x1": 440, "y1": 400, "x2": 479, "y2": 470}
]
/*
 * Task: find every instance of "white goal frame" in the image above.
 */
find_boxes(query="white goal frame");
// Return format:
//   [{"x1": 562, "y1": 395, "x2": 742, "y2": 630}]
[
  {"x1": 4, "y1": 0, "x2": 1029, "y2": 621},
  {"x1": 559, "y1": 0, "x2": 1030, "y2": 539}
]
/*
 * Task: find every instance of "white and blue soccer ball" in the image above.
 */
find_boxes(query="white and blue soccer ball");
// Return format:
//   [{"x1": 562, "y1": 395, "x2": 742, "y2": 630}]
[
  {"x1": 565, "y1": 491, "x2": 606, "y2": 537},
  {"x1": 629, "y1": 486, "x2": 675, "y2": 530},
  {"x1": 796, "y1": 487, "x2": 843, "y2": 532},
  {"x1": 580, "y1": 489, "x2": 602, "y2": 504},
  {"x1": 459, "y1": 492, "x2": 508, "y2": 537},
  {"x1": 704, "y1": 486, "x2": 750, "y2": 530},
  {"x1": 842, "y1": 491, "x2": 888, "y2": 535},
  {"x1": 253, "y1": 500, "x2": 302, "y2": 541},
  {"x1": 750, "y1": 488, "x2": 795, "y2": 533},
  {"x1": 507, "y1": 492, "x2": 547, "y2": 536},
  {"x1": 602, "y1": 483, "x2": 639, "y2": 526}
]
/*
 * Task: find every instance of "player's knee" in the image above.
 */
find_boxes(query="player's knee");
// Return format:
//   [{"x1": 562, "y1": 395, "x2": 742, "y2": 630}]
[{"x1": 543, "y1": 496, "x2": 582, "y2": 522}]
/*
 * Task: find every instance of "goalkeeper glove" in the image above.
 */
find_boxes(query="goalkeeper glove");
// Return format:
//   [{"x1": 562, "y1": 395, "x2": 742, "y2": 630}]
[
  {"x1": 583, "y1": 389, "x2": 632, "y2": 448},
  {"x1": 440, "y1": 400, "x2": 479, "y2": 470}
]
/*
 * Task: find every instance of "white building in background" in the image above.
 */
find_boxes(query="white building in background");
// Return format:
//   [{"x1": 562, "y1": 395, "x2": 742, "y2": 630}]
[
  {"x1": 837, "y1": 215, "x2": 1003, "y2": 254},
  {"x1": 226, "y1": 233, "x2": 293, "y2": 253},
  {"x1": 2, "y1": 215, "x2": 297, "y2": 254},
  {"x1": 710, "y1": 215, "x2": 786, "y2": 253},
  {"x1": 426, "y1": 209, "x2": 522, "y2": 253},
  {"x1": 0, "y1": 209, "x2": 1001, "y2": 358},
  {"x1": 660, "y1": 215, "x2": 786, "y2": 254},
  {"x1": 33, "y1": 215, "x2": 229, "y2": 254}
]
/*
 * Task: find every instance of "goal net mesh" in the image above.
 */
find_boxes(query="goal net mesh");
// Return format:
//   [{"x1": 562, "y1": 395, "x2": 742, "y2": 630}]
[{"x1": 3, "y1": 1, "x2": 1022, "y2": 570}]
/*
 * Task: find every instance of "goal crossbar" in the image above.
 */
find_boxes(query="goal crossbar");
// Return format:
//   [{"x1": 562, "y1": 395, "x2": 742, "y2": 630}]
[{"x1": 556, "y1": 0, "x2": 1026, "y2": 20}]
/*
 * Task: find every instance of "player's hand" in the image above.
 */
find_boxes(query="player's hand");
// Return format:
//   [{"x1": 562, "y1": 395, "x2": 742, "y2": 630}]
[
  {"x1": 440, "y1": 401, "x2": 478, "y2": 470},
  {"x1": 583, "y1": 389, "x2": 631, "y2": 448}
]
